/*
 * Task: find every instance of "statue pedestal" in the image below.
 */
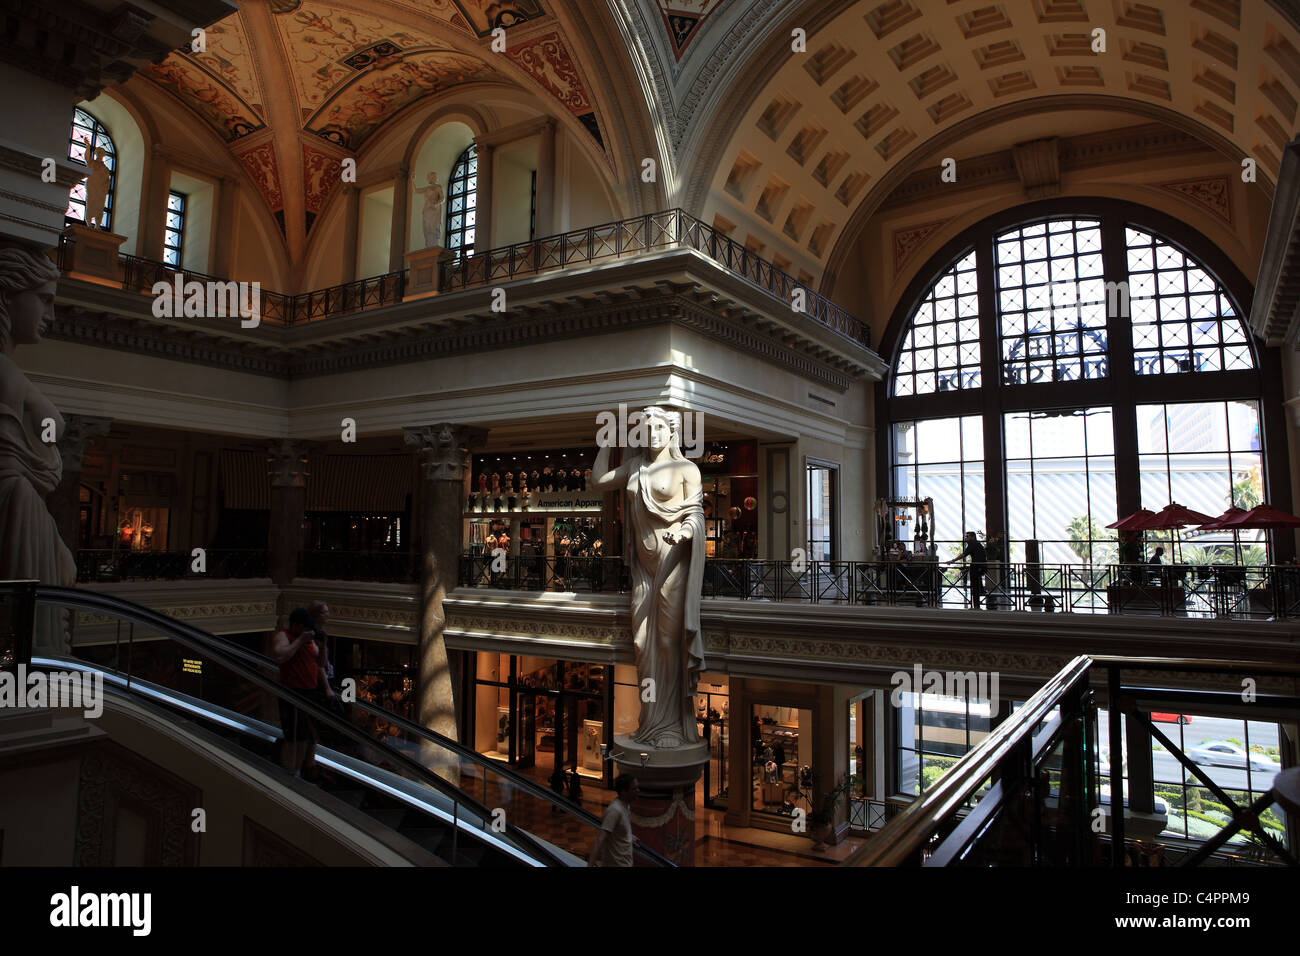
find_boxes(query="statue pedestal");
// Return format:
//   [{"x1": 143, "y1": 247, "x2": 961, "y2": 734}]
[
  {"x1": 404, "y1": 245, "x2": 449, "y2": 300},
  {"x1": 61, "y1": 224, "x2": 125, "y2": 287},
  {"x1": 612, "y1": 736, "x2": 708, "y2": 866}
]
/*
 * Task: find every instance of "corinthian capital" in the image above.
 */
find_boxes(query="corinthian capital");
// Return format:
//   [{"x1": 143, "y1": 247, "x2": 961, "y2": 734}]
[
  {"x1": 404, "y1": 423, "x2": 488, "y2": 482},
  {"x1": 267, "y1": 439, "x2": 311, "y2": 488}
]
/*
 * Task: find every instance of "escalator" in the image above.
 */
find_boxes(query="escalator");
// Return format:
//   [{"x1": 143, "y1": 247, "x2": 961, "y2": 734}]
[{"x1": 1, "y1": 582, "x2": 673, "y2": 868}]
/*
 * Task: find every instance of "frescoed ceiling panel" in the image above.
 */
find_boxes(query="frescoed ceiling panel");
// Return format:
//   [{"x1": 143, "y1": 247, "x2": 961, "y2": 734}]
[
  {"x1": 276, "y1": 5, "x2": 443, "y2": 112},
  {"x1": 304, "y1": 48, "x2": 498, "y2": 149},
  {"x1": 657, "y1": 0, "x2": 727, "y2": 60},
  {"x1": 143, "y1": 54, "x2": 266, "y2": 142}
]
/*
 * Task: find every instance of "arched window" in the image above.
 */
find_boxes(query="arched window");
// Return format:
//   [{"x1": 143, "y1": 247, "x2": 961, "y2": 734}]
[
  {"x1": 885, "y1": 203, "x2": 1277, "y2": 567},
  {"x1": 65, "y1": 107, "x2": 116, "y2": 230},
  {"x1": 445, "y1": 144, "x2": 477, "y2": 258}
]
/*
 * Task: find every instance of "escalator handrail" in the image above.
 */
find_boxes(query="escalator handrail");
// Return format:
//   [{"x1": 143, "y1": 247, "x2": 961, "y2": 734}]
[
  {"x1": 19, "y1": 584, "x2": 570, "y2": 867},
  {"x1": 844, "y1": 654, "x2": 1096, "y2": 866},
  {"x1": 175, "y1": 614, "x2": 676, "y2": 866}
]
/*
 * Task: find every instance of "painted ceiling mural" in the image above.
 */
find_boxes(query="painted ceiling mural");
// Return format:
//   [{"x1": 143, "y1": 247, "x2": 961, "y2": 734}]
[
  {"x1": 142, "y1": 54, "x2": 265, "y2": 143},
  {"x1": 656, "y1": 0, "x2": 727, "y2": 60},
  {"x1": 134, "y1": 0, "x2": 617, "y2": 230},
  {"x1": 305, "y1": 49, "x2": 498, "y2": 149}
]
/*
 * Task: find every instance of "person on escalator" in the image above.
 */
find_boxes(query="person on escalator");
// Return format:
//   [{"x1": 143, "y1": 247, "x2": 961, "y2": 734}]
[
  {"x1": 588, "y1": 774, "x2": 638, "y2": 867},
  {"x1": 271, "y1": 607, "x2": 334, "y2": 779}
]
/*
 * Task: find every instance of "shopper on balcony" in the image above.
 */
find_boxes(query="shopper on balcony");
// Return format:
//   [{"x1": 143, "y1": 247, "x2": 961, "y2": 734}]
[{"x1": 947, "y1": 531, "x2": 987, "y2": 610}]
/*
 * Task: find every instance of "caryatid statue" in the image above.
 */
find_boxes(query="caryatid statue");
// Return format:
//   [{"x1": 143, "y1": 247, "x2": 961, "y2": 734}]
[
  {"x1": 0, "y1": 245, "x2": 75, "y2": 654},
  {"x1": 591, "y1": 407, "x2": 706, "y2": 753}
]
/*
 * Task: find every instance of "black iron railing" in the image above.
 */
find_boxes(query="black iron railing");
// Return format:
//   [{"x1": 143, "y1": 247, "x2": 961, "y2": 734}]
[
  {"x1": 458, "y1": 555, "x2": 1300, "y2": 620},
  {"x1": 844, "y1": 655, "x2": 1300, "y2": 867},
  {"x1": 439, "y1": 209, "x2": 871, "y2": 347},
  {"x1": 59, "y1": 210, "x2": 870, "y2": 344},
  {"x1": 75, "y1": 549, "x2": 268, "y2": 583}
]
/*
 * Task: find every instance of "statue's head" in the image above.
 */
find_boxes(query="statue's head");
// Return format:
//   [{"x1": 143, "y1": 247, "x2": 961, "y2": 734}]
[
  {"x1": 427, "y1": 171, "x2": 439, "y2": 185},
  {"x1": 0, "y1": 244, "x2": 59, "y2": 354},
  {"x1": 642, "y1": 406, "x2": 682, "y2": 455}
]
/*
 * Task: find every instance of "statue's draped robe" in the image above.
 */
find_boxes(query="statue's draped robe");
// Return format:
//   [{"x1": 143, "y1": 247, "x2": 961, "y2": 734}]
[
  {"x1": 626, "y1": 462, "x2": 705, "y2": 749},
  {"x1": 0, "y1": 395, "x2": 74, "y2": 654}
]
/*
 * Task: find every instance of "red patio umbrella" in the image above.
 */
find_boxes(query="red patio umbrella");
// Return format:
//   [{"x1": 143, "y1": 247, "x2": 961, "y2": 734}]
[
  {"x1": 1107, "y1": 509, "x2": 1155, "y2": 531},
  {"x1": 1220, "y1": 504, "x2": 1300, "y2": 565},
  {"x1": 1220, "y1": 504, "x2": 1300, "y2": 529},
  {"x1": 1139, "y1": 503, "x2": 1218, "y2": 563}
]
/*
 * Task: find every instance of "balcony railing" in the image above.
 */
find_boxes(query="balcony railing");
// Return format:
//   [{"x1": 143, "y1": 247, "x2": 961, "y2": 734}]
[
  {"x1": 439, "y1": 209, "x2": 871, "y2": 348},
  {"x1": 76, "y1": 549, "x2": 268, "y2": 582},
  {"x1": 458, "y1": 555, "x2": 1300, "y2": 620},
  {"x1": 58, "y1": 210, "x2": 871, "y2": 345}
]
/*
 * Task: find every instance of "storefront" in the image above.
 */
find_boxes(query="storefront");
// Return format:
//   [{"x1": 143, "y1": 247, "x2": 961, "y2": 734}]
[{"x1": 467, "y1": 651, "x2": 730, "y2": 804}]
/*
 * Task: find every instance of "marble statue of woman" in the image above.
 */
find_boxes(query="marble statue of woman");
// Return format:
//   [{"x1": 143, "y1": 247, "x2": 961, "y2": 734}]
[
  {"x1": 591, "y1": 407, "x2": 705, "y2": 751},
  {"x1": 412, "y1": 170, "x2": 445, "y2": 249},
  {"x1": 0, "y1": 245, "x2": 74, "y2": 654}
]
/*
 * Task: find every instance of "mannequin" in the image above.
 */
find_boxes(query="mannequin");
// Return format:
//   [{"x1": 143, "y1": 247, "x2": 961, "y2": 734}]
[
  {"x1": 542, "y1": 466, "x2": 553, "y2": 492},
  {"x1": 504, "y1": 472, "x2": 515, "y2": 511},
  {"x1": 490, "y1": 471, "x2": 501, "y2": 511}
]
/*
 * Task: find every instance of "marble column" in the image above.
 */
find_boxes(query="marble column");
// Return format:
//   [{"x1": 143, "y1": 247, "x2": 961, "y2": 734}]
[
  {"x1": 267, "y1": 440, "x2": 309, "y2": 592},
  {"x1": 46, "y1": 415, "x2": 111, "y2": 554},
  {"x1": 404, "y1": 423, "x2": 487, "y2": 741},
  {"x1": 388, "y1": 165, "x2": 409, "y2": 274},
  {"x1": 341, "y1": 185, "x2": 360, "y2": 283},
  {"x1": 535, "y1": 118, "x2": 556, "y2": 236}
]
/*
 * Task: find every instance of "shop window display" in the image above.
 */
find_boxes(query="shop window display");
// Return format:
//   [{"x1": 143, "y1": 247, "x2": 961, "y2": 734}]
[
  {"x1": 473, "y1": 654, "x2": 611, "y2": 786},
  {"x1": 752, "y1": 704, "x2": 812, "y2": 818}
]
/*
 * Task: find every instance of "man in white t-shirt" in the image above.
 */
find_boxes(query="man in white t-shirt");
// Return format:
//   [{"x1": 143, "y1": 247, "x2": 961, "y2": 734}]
[{"x1": 589, "y1": 774, "x2": 638, "y2": 867}]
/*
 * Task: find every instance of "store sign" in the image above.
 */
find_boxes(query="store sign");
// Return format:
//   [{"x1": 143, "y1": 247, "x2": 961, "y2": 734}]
[
  {"x1": 525, "y1": 492, "x2": 604, "y2": 512},
  {"x1": 181, "y1": 658, "x2": 202, "y2": 675}
]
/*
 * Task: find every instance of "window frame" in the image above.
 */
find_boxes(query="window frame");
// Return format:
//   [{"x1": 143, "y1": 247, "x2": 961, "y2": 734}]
[
  {"x1": 805, "y1": 458, "x2": 838, "y2": 561},
  {"x1": 65, "y1": 108, "x2": 116, "y2": 231},
  {"x1": 875, "y1": 198, "x2": 1289, "y2": 562},
  {"x1": 445, "y1": 143, "x2": 478, "y2": 259},
  {"x1": 163, "y1": 190, "x2": 187, "y2": 268}
]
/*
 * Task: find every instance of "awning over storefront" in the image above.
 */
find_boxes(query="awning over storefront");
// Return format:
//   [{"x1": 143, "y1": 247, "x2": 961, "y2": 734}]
[
  {"x1": 219, "y1": 449, "x2": 270, "y2": 510},
  {"x1": 307, "y1": 454, "x2": 413, "y2": 512}
]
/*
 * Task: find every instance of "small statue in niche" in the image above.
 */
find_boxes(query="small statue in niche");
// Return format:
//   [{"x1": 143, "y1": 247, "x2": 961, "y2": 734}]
[
  {"x1": 83, "y1": 149, "x2": 112, "y2": 229},
  {"x1": 412, "y1": 170, "x2": 445, "y2": 248}
]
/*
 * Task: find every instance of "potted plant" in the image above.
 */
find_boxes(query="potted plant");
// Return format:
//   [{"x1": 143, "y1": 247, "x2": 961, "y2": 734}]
[{"x1": 808, "y1": 773, "x2": 858, "y2": 849}]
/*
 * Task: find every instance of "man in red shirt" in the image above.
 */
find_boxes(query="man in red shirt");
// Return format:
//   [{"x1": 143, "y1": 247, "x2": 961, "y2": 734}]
[{"x1": 271, "y1": 607, "x2": 334, "y2": 776}]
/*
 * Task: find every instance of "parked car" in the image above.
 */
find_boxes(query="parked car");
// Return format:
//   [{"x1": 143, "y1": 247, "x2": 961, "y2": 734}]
[
  {"x1": 1187, "y1": 740, "x2": 1278, "y2": 772},
  {"x1": 1150, "y1": 713, "x2": 1191, "y2": 724}
]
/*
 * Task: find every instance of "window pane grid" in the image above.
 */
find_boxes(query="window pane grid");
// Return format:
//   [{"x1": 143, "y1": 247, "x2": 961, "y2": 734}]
[
  {"x1": 65, "y1": 108, "x2": 115, "y2": 230},
  {"x1": 163, "y1": 190, "x2": 186, "y2": 267},
  {"x1": 892, "y1": 249, "x2": 980, "y2": 397},
  {"x1": 445, "y1": 144, "x2": 477, "y2": 258},
  {"x1": 1126, "y1": 227, "x2": 1253, "y2": 375},
  {"x1": 997, "y1": 218, "x2": 1107, "y2": 386}
]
